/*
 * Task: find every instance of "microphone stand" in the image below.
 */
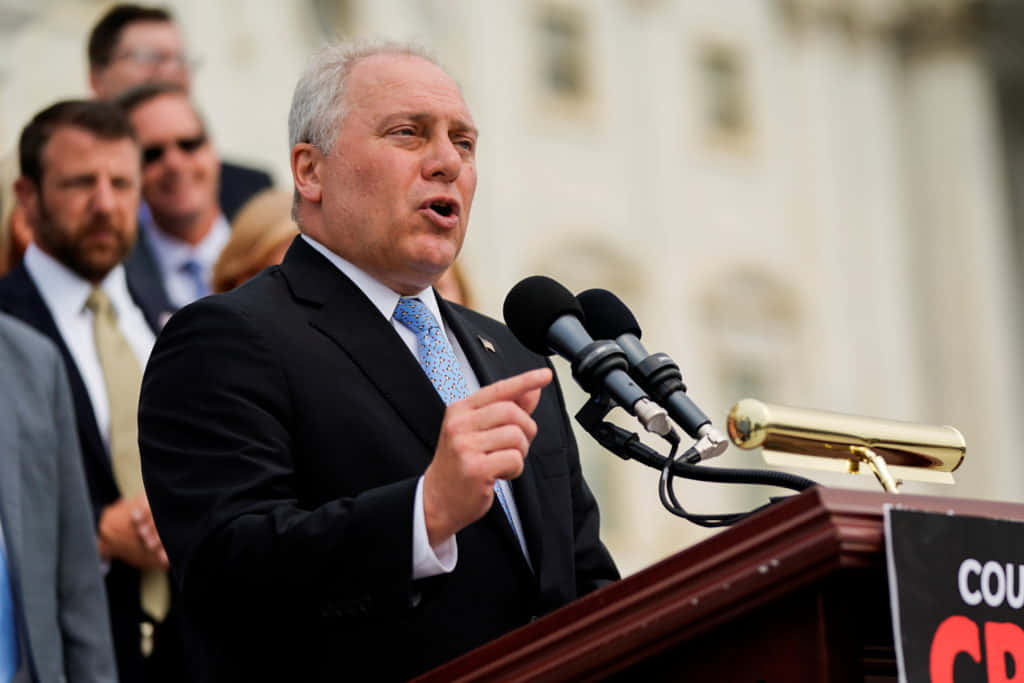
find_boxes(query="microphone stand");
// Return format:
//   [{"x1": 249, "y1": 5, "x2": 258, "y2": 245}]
[{"x1": 574, "y1": 395, "x2": 818, "y2": 527}]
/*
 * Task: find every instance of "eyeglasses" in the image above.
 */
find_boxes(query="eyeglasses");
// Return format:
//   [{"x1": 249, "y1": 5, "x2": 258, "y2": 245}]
[
  {"x1": 142, "y1": 134, "x2": 208, "y2": 165},
  {"x1": 112, "y1": 48, "x2": 199, "y2": 72}
]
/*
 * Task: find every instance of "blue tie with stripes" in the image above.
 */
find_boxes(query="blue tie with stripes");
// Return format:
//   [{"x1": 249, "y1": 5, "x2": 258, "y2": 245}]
[
  {"x1": 392, "y1": 297, "x2": 521, "y2": 539},
  {"x1": 179, "y1": 259, "x2": 209, "y2": 300},
  {"x1": 0, "y1": 534, "x2": 19, "y2": 683}
]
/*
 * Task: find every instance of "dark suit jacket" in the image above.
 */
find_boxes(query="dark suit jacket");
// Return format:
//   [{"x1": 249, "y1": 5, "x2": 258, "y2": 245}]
[
  {"x1": 138, "y1": 237, "x2": 619, "y2": 682},
  {"x1": 122, "y1": 227, "x2": 174, "y2": 330},
  {"x1": 219, "y1": 160, "x2": 273, "y2": 222},
  {"x1": 124, "y1": 160, "x2": 273, "y2": 328},
  {"x1": 0, "y1": 265, "x2": 184, "y2": 683}
]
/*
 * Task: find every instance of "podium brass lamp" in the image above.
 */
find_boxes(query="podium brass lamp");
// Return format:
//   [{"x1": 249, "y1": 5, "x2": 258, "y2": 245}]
[{"x1": 727, "y1": 399, "x2": 966, "y2": 493}]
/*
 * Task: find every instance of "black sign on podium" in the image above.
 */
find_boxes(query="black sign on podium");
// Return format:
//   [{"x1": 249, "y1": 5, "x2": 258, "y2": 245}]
[{"x1": 885, "y1": 507, "x2": 1024, "y2": 683}]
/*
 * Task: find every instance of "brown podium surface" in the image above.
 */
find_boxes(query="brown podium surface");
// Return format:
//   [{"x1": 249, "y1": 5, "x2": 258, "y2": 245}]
[{"x1": 415, "y1": 487, "x2": 1024, "y2": 682}]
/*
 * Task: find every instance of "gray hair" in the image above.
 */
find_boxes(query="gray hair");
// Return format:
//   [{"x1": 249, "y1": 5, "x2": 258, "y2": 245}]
[{"x1": 288, "y1": 40, "x2": 441, "y2": 154}]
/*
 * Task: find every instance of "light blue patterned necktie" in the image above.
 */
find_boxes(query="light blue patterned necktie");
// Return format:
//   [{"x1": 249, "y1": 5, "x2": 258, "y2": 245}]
[
  {"x1": 179, "y1": 259, "x2": 209, "y2": 300},
  {"x1": 393, "y1": 297, "x2": 522, "y2": 544},
  {"x1": 0, "y1": 533, "x2": 19, "y2": 683}
]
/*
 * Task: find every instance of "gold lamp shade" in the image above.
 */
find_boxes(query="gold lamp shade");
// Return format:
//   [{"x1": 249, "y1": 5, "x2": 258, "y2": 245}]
[{"x1": 727, "y1": 398, "x2": 965, "y2": 489}]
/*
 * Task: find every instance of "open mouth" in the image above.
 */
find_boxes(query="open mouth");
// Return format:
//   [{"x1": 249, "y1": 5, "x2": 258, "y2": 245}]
[{"x1": 429, "y1": 200, "x2": 455, "y2": 218}]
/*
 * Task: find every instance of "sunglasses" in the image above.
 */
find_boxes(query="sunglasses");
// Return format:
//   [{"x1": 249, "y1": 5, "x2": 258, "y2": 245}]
[{"x1": 142, "y1": 134, "x2": 207, "y2": 166}]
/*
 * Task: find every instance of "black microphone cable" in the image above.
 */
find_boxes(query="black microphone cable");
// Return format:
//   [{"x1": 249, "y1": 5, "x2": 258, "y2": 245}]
[
  {"x1": 576, "y1": 396, "x2": 818, "y2": 527},
  {"x1": 658, "y1": 440, "x2": 775, "y2": 527}
]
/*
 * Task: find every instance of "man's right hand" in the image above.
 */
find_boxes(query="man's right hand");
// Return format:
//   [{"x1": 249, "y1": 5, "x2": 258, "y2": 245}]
[
  {"x1": 97, "y1": 493, "x2": 170, "y2": 569},
  {"x1": 422, "y1": 367, "x2": 553, "y2": 546}
]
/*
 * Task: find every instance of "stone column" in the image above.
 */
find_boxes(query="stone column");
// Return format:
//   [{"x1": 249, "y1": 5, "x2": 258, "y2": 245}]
[{"x1": 900, "y1": 1, "x2": 1024, "y2": 501}]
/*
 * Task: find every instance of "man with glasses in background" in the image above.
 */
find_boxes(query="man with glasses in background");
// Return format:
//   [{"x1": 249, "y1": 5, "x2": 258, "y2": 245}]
[
  {"x1": 87, "y1": 4, "x2": 192, "y2": 100},
  {"x1": 87, "y1": 3, "x2": 272, "y2": 221},
  {"x1": 88, "y1": 4, "x2": 273, "y2": 323}
]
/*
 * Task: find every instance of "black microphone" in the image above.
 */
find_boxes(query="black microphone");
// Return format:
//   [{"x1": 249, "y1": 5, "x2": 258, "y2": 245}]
[
  {"x1": 577, "y1": 288, "x2": 727, "y2": 460},
  {"x1": 503, "y1": 276, "x2": 671, "y2": 436}
]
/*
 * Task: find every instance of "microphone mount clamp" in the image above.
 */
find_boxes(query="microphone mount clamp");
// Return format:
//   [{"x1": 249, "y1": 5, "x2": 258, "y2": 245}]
[{"x1": 570, "y1": 340, "x2": 671, "y2": 436}]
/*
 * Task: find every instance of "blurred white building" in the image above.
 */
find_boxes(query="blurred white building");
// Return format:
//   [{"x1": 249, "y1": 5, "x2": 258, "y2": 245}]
[{"x1": 1, "y1": 0, "x2": 1022, "y2": 575}]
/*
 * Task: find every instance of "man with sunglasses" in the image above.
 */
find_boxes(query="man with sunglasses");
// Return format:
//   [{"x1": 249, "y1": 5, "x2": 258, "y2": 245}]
[
  {"x1": 0, "y1": 100, "x2": 187, "y2": 683},
  {"x1": 116, "y1": 82, "x2": 227, "y2": 322}
]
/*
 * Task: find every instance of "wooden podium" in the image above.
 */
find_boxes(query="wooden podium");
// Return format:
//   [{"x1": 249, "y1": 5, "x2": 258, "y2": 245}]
[{"x1": 415, "y1": 487, "x2": 1024, "y2": 682}]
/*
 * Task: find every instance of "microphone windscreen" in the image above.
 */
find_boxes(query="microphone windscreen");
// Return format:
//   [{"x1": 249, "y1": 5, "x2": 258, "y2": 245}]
[
  {"x1": 577, "y1": 289, "x2": 642, "y2": 340},
  {"x1": 503, "y1": 276, "x2": 584, "y2": 356}
]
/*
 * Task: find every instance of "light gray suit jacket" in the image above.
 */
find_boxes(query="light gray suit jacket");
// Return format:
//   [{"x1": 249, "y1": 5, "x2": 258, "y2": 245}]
[{"x1": 0, "y1": 313, "x2": 117, "y2": 683}]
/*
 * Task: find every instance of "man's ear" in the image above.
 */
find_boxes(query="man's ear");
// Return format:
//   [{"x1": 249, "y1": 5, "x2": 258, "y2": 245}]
[
  {"x1": 291, "y1": 143, "x2": 324, "y2": 205},
  {"x1": 88, "y1": 67, "x2": 104, "y2": 98},
  {"x1": 12, "y1": 176, "x2": 40, "y2": 225}
]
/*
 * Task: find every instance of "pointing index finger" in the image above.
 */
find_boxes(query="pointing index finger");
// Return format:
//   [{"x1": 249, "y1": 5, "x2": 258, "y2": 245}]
[{"x1": 466, "y1": 368, "x2": 552, "y2": 409}]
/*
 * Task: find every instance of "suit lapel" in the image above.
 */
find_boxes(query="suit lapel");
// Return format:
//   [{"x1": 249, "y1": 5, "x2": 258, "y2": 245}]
[
  {"x1": 125, "y1": 266, "x2": 167, "y2": 334},
  {"x1": 124, "y1": 219, "x2": 176, "y2": 329},
  {"x1": 440, "y1": 299, "x2": 546, "y2": 576},
  {"x1": 280, "y1": 239, "x2": 445, "y2": 458},
  {"x1": 438, "y1": 299, "x2": 508, "y2": 387}
]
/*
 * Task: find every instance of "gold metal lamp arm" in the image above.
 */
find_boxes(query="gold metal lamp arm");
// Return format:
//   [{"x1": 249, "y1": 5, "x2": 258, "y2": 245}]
[{"x1": 849, "y1": 446, "x2": 901, "y2": 493}]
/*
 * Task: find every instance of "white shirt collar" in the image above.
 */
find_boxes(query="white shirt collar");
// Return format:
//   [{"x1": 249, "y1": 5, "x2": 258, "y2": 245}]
[
  {"x1": 24, "y1": 242, "x2": 136, "y2": 319},
  {"x1": 300, "y1": 234, "x2": 444, "y2": 324},
  {"x1": 143, "y1": 211, "x2": 231, "y2": 274}
]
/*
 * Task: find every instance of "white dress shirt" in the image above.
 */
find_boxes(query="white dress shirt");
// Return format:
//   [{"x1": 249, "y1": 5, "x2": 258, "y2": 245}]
[
  {"x1": 141, "y1": 210, "x2": 230, "y2": 308},
  {"x1": 23, "y1": 244, "x2": 155, "y2": 448},
  {"x1": 301, "y1": 235, "x2": 531, "y2": 580}
]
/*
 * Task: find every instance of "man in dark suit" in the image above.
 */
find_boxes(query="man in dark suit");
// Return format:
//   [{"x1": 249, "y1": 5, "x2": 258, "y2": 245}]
[
  {"x1": 138, "y1": 43, "x2": 619, "y2": 681},
  {"x1": 0, "y1": 100, "x2": 184, "y2": 683},
  {"x1": 0, "y1": 313, "x2": 118, "y2": 683}
]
